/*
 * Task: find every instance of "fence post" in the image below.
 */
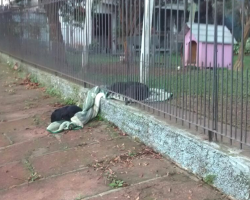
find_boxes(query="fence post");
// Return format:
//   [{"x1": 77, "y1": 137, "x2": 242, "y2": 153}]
[
  {"x1": 82, "y1": 0, "x2": 94, "y2": 68},
  {"x1": 212, "y1": 0, "x2": 218, "y2": 141},
  {"x1": 139, "y1": 0, "x2": 154, "y2": 84}
]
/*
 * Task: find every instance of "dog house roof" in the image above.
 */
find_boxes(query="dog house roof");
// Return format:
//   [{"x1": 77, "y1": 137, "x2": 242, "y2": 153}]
[{"x1": 186, "y1": 23, "x2": 237, "y2": 44}]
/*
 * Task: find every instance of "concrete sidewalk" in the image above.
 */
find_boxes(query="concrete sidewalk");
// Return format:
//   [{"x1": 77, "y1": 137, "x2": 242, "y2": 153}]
[{"x1": 0, "y1": 64, "x2": 229, "y2": 200}]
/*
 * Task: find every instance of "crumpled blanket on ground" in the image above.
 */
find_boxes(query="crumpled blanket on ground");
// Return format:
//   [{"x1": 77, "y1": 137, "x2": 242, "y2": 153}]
[
  {"x1": 46, "y1": 85, "x2": 172, "y2": 134},
  {"x1": 47, "y1": 86, "x2": 106, "y2": 134},
  {"x1": 107, "y1": 87, "x2": 173, "y2": 103}
]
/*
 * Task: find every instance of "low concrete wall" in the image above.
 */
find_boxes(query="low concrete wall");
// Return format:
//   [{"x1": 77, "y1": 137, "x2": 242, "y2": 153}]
[{"x1": 1, "y1": 53, "x2": 250, "y2": 200}]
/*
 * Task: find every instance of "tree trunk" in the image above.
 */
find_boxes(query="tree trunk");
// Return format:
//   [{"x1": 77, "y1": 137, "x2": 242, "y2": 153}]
[
  {"x1": 44, "y1": 2, "x2": 67, "y2": 69},
  {"x1": 233, "y1": 18, "x2": 250, "y2": 70},
  {"x1": 119, "y1": 0, "x2": 143, "y2": 64}
]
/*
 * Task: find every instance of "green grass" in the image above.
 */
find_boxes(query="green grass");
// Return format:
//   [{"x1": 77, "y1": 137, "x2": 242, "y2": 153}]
[
  {"x1": 66, "y1": 51, "x2": 120, "y2": 67},
  {"x1": 66, "y1": 51, "x2": 250, "y2": 69},
  {"x1": 74, "y1": 195, "x2": 84, "y2": 200},
  {"x1": 89, "y1": 54, "x2": 120, "y2": 64},
  {"x1": 62, "y1": 98, "x2": 77, "y2": 105},
  {"x1": 64, "y1": 53, "x2": 250, "y2": 101},
  {"x1": 150, "y1": 67, "x2": 250, "y2": 98},
  {"x1": 45, "y1": 87, "x2": 61, "y2": 97},
  {"x1": 22, "y1": 159, "x2": 41, "y2": 182},
  {"x1": 95, "y1": 114, "x2": 104, "y2": 121},
  {"x1": 82, "y1": 67, "x2": 250, "y2": 102},
  {"x1": 30, "y1": 75, "x2": 38, "y2": 83},
  {"x1": 109, "y1": 179, "x2": 125, "y2": 188},
  {"x1": 33, "y1": 115, "x2": 41, "y2": 126},
  {"x1": 203, "y1": 174, "x2": 216, "y2": 185},
  {"x1": 233, "y1": 55, "x2": 250, "y2": 69},
  {"x1": 128, "y1": 152, "x2": 137, "y2": 157}
]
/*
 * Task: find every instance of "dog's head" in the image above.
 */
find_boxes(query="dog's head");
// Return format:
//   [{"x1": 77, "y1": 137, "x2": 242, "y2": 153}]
[{"x1": 51, "y1": 109, "x2": 62, "y2": 122}]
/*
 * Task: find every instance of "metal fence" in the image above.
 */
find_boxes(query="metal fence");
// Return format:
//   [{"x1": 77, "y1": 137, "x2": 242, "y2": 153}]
[{"x1": 0, "y1": 0, "x2": 249, "y2": 149}]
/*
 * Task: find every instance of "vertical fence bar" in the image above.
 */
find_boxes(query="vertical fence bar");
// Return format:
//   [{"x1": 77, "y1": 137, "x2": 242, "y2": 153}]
[
  {"x1": 152, "y1": 0, "x2": 156, "y2": 114},
  {"x1": 163, "y1": 0, "x2": 167, "y2": 117},
  {"x1": 240, "y1": 0, "x2": 245, "y2": 149},
  {"x1": 182, "y1": 0, "x2": 187, "y2": 125},
  {"x1": 196, "y1": 0, "x2": 200, "y2": 130},
  {"x1": 230, "y1": 0, "x2": 235, "y2": 145},
  {"x1": 188, "y1": 0, "x2": 193, "y2": 128},
  {"x1": 235, "y1": 68, "x2": 239, "y2": 141},
  {"x1": 212, "y1": 0, "x2": 218, "y2": 142},
  {"x1": 203, "y1": 0, "x2": 208, "y2": 133},
  {"x1": 245, "y1": 69, "x2": 249, "y2": 145},
  {"x1": 148, "y1": 0, "x2": 152, "y2": 112},
  {"x1": 220, "y1": 0, "x2": 225, "y2": 142},
  {"x1": 175, "y1": 0, "x2": 179, "y2": 121},
  {"x1": 121, "y1": 0, "x2": 124, "y2": 96},
  {"x1": 125, "y1": 0, "x2": 128, "y2": 84},
  {"x1": 169, "y1": 0, "x2": 173, "y2": 119},
  {"x1": 157, "y1": 0, "x2": 161, "y2": 115}
]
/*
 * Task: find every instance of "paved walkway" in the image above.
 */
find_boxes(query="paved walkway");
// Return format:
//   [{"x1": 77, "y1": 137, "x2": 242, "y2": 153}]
[{"x1": 0, "y1": 64, "x2": 229, "y2": 200}]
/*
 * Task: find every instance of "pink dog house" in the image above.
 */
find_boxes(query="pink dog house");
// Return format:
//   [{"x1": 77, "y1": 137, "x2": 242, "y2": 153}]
[{"x1": 184, "y1": 23, "x2": 237, "y2": 69}]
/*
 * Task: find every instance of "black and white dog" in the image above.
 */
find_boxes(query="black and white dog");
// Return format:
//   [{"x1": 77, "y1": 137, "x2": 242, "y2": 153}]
[
  {"x1": 51, "y1": 105, "x2": 82, "y2": 122},
  {"x1": 107, "y1": 82, "x2": 150, "y2": 105}
]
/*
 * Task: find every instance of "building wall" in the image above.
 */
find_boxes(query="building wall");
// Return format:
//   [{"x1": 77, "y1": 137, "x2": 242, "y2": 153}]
[{"x1": 60, "y1": 4, "x2": 116, "y2": 52}]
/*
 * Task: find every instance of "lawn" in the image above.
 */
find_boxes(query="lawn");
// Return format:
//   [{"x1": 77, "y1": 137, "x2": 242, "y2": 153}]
[
  {"x1": 62, "y1": 51, "x2": 250, "y2": 130},
  {"x1": 65, "y1": 51, "x2": 250, "y2": 101}
]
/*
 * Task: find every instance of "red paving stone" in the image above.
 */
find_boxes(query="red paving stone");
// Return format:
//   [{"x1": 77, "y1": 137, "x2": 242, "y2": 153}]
[
  {"x1": 0, "y1": 169, "x2": 110, "y2": 200},
  {"x1": 0, "y1": 117, "x2": 37, "y2": 134},
  {"x1": 87, "y1": 177, "x2": 227, "y2": 200},
  {"x1": 109, "y1": 157, "x2": 176, "y2": 185},
  {"x1": 31, "y1": 147, "x2": 94, "y2": 178},
  {"x1": 56, "y1": 128, "x2": 142, "y2": 155},
  {"x1": 0, "y1": 162, "x2": 29, "y2": 190},
  {"x1": 0, "y1": 106, "x2": 53, "y2": 122},
  {"x1": 0, "y1": 134, "x2": 10, "y2": 148},
  {"x1": 0, "y1": 90, "x2": 43, "y2": 106},
  {"x1": 59, "y1": 124, "x2": 116, "y2": 145},
  {"x1": 6, "y1": 128, "x2": 47, "y2": 144},
  {"x1": 0, "y1": 64, "x2": 231, "y2": 200},
  {"x1": 0, "y1": 96, "x2": 57, "y2": 115},
  {"x1": 31, "y1": 137, "x2": 143, "y2": 177},
  {"x1": 0, "y1": 136, "x2": 60, "y2": 165}
]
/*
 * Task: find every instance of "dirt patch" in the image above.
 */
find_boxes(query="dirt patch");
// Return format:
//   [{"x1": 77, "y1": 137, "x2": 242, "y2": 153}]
[{"x1": 19, "y1": 74, "x2": 40, "y2": 90}]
